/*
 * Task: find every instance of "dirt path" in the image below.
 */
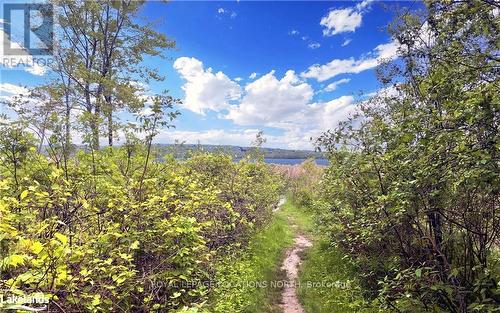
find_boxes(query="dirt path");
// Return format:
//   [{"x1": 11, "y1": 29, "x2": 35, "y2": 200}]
[
  {"x1": 280, "y1": 233, "x2": 312, "y2": 313},
  {"x1": 273, "y1": 196, "x2": 286, "y2": 212}
]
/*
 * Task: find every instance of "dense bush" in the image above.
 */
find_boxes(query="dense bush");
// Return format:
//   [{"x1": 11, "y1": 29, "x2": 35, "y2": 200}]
[
  {"x1": 0, "y1": 135, "x2": 282, "y2": 312},
  {"x1": 209, "y1": 208, "x2": 292, "y2": 313},
  {"x1": 316, "y1": 1, "x2": 499, "y2": 312}
]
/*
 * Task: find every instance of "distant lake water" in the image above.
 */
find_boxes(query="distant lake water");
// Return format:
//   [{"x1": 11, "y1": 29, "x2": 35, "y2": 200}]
[{"x1": 264, "y1": 158, "x2": 329, "y2": 166}]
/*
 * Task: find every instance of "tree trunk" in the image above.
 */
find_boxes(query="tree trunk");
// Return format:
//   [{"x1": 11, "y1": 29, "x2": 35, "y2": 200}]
[{"x1": 106, "y1": 95, "x2": 113, "y2": 147}]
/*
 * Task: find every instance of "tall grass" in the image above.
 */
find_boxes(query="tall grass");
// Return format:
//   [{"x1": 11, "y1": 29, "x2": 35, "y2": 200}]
[{"x1": 298, "y1": 240, "x2": 377, "y2": 313}]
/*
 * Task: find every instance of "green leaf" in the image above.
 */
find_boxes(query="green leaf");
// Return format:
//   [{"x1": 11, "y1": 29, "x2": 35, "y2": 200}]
[
  {"x1": 130, "y1": 240, "x2": 140, "y2": 250},
  {"x1": 415, "y1": 268, "x2": 422, "y2": 278},
  {"x1": 31, "y1": 241, "x2": 43, "y2": 254},
  {"x1": 54, "y1": 233, "x2": 68, "y2": 245},
  {"x1": 5, "y1": 254, "x2": 25, "y2": 268},
  {"x1": 20, "y1": 190, "x2": 29, "y2": 200}
]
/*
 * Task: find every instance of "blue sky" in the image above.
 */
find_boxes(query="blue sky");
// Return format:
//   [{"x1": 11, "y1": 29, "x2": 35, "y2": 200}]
[{"x1": 0, "y1": 0, "x2": 420, "y2": 149}]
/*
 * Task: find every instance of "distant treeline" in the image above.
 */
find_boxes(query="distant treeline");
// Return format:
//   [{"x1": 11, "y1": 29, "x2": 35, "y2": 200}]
[
  {"x1": 154, "y1": 144, "x2": 325, "y2": 160},
  {"x1": 42, "y1": 143, "x2": 325, "y2": 160}
]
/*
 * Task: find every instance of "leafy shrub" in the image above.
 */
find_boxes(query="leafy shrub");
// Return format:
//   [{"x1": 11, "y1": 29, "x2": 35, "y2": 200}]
[
  {"x1": 0, "y1": 136, "x2": 283, "y2": 312},
  {"x1": 316, "y1": 1, "x2": 500, "y2": 311}
]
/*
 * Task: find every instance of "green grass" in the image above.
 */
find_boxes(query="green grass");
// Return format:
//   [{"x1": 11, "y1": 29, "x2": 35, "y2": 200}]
[
  {"x1": 209, "y1": 200, "x2": 376, "y2": 313},
  {"x1": 292, "y1": 198, "x2": 378, "y2": 313},
  {"x1": 280, "y1": 200, "x2": 315, "y2": 234},
  {"x1": 297, "y1": 239, "x2": 376, "y2": 313},
  {"x1": 209, "y1": 201, "x2": 296, "y2": 313}
]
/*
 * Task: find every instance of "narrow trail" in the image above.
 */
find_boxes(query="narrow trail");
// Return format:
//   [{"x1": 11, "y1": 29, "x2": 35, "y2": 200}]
[
  {"x1": 280, "y1": 231, "x2": 312, "y2": 313},
  {"x1": 273, "y1": 196, "x2": 286, "y2": 212}
]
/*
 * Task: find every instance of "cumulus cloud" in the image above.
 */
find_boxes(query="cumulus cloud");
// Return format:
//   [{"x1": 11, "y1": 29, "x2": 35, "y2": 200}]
[
  {"x1": 301, "y1": 40, "x2": 399, "y2": 82},
  {"x1": 226, "y1": 70, "x2": 314, "y2": 126},
  {"x1": 173, "y1": 57, "x2": 242, "y2": 114},
  {"x1": 310, "y1": 95, "x2": 357, "y2": 130},
  {"x1": 275, "y1": 95, "x2": 359, "y2": 149},
  {"x1": 323, "y1": 78, "x2": 351, "y2": 92},
  {"x1": 249, "y1": 72, "x2": 258, "y2": 79},
  {"x1": 320, "y1": 0, "x2": 373, "y2": 36},
  {"x1": 170, "y1": 57, "x2": 373, "y2": 149},
  {"x1": 321, "y1": 9, "x2": 362, "y2": 36}
]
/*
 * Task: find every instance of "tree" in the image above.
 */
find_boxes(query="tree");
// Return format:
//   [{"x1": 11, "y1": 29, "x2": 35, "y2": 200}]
[
  {"x1": 136, "y1": 94, "x2": 180, "y2": 198},
  {"x1": 0, "y1": 121, "x2": 35, "y2": 192},
  {"x1": 317, "y1": 1, "x2": 499, "y2": 312},
  {"x1": 248, "y1": 130, "x2": 267, "y2": 161},
  {"x1": 53, "y1": 0, "x2": 175, "y2": 150}
]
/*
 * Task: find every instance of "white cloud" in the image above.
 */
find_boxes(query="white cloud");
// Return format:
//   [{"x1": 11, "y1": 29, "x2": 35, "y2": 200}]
[
  {"x1": 0, "y1": 83, "x2": 29, "y2": 97},
  {"x1": 169, "y1": 56, "x2": 377, "y2": 149},
  {"x1": 309, "y1": 95, "x2": 357, "y2": 130},
  {"x1": 136, "y1": 106, "x2": 154, "y2": 117},
  {"x1": 0, "y1": 83, "x2": 30, "y2": 114},
  {"x1": 217, "y1": 8, "x2": 237, "y2": 19},
  {"x1": 155, "y1": 128, "x2": 262, "y2": 147},
  {"x1": 151, "y1": 128, "x2": 315, "y2": 150},
  {"x1": 413, "y1": 22, "x2": 435, "y2": 50},
  {"x1": 341, "y1": 38, "x2": 352, "y2": 46},
  {"x1": 320, "y1": 0, "x2": 373, "y2": 36},
  {"x1": 301, "y1": 40, "x2": 399, "y2": 82},
  {"x1": 323, "y1": 78, "x2": 351, "y2": 92},
  {"x1": 25, "y1": 63, "x2": 46, "y2": 76},
  {"x1": 226, "y1": 70, "x2": 314, "y2": 126},
  {"x1": 356, "y1": 0, "x2": 374, "y2": 10},
  {"x1": 234, "y1": 77, "x2": 243, "y2": 82},
  {"x1": 171, "y1": 57, "x2": 361, "y2": 146},
  {"x1": 154, "y1": 84, "x2": 395, "y2": 150},
  {"x1": 375, "y1": 41, "x2": 399, "y2": 59},
  {"x1": 173, "y1": 57, "x2": 242, "y2": 114},
  {"x1": 308, "y1": 42, "x2": 321, "y2": 49},
  {"x1": 365, "y1": 84, "x2": 401, "y2": 99},
  {"x1": 290, "y1": 30, "x2": 321, "y2": 50},
  {"x1": 321, "y1": 9, "x2": 362, "y2": 36},
  {"x1": 249, "y1": 72, "x2": 257, "y2": 79}
]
